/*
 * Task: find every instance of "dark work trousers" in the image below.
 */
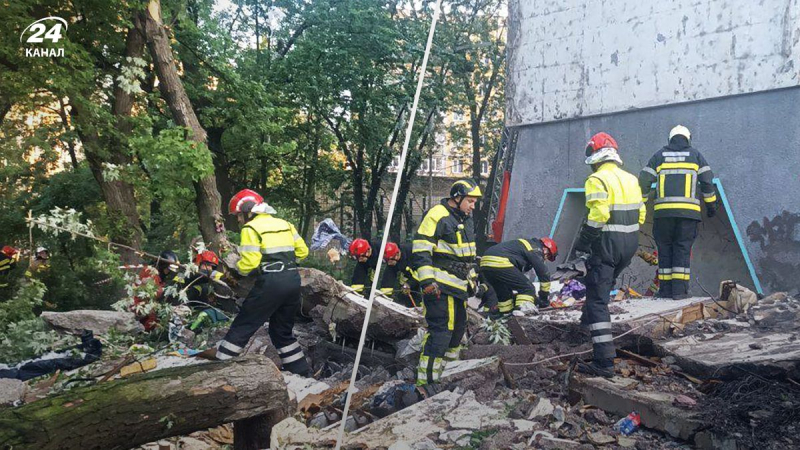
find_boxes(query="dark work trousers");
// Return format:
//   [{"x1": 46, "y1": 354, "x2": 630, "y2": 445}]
[
  {"x1": 417, "y1": 293, "x2": 467, "y2": 385},
  {"x1": 581, "y1": 239, "x2": 636, "y2": 367},
  {"x1": 653, "y1": 218, "x2": 698, "y2": 298},
  {"x1": 481, "y1": 267, "x2": 536, "y2": 313},
  {"x1": 216, "y1": 270, "x2": 310, "y2": 375}
]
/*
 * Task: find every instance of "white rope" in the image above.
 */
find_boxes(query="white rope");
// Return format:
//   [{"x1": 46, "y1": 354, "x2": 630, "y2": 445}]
[{"x1": 334, "y1": 2, "x2": 443, "y2": 447}]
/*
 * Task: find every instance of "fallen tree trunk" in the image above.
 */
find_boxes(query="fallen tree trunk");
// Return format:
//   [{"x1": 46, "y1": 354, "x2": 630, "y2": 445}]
[
  {"x1": 229, "y1": 267, "x2": 424, "y2": 343},
  {"x1": 303, "y1": 272, "x2": 423, "y2": 343},
  {"x1": 0, "y1": 356, "x2": 292, "y2": 450}
]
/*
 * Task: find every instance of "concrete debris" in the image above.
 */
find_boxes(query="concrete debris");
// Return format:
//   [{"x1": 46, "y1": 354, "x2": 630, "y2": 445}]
[
  {"x1": 284, "y1": 372, "x2": 331, "y2": 404},
  {"x1": 528, "y1": 397, "x2": 554, "y2": 419},
  {"x1": 41, "y1": 310, "x2": 144, "y2": 335},
  {"x1": 0, "y1": 378, "x2": 28, "y2": 406}
]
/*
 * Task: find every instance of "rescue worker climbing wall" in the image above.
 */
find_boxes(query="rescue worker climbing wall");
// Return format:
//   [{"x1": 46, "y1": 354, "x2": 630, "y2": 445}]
[
  {"x1": 216, "y1": 189, "x2": 311, "y2": 376},
  {"x1": 412, "y1": 179, "x2": 480, "y2": 385},
  {"x1": 480, "y1": 237, "x2": 558, "y2": 314},
  {"x1": 639, "y1": 125, "x2": 718, "y2": 300},
  {"x1": 574, "y1": 132, "x2": 646, "y2": 378}
]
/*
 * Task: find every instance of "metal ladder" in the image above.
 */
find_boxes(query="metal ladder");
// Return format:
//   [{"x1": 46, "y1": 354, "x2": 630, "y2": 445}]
[{"x1": 482, "y1": 127, "x2": 518, "y2": 238}]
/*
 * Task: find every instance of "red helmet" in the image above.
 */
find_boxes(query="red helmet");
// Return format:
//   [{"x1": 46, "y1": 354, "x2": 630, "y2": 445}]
[
  {"x1": 383, "y1": 242, "x2": 401, "y2": 262},
  {"x1": 585, "y1": 132, "x2": 618, "y2": 157},
  {"x1": 195, "y1": 250, "x2": 219, "y2": 267},
  {"x1": 2, "y1": 246, "x2": 18, "y2": 257},
  {"x1": 228, "y1": 189, "x2": 263, "y2": 215},
  {"x1": 540, "y1": 237, "x2": 558, "y2": 261},
  {"x1": 349, "y1": 239, "x2": 371, "y2": 258}
]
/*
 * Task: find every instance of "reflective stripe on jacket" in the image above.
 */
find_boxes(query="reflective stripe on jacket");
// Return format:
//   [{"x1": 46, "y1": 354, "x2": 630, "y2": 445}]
[
  {"x1": 480, "y1": 239, "x2": 552, "y2": 293},
  {"x1": 639, "y1": 142, "x2": 716, "y2": 221},
  {"x1": 411, "y1": 200, "x2": 476, "y2": 298},
  {"x1": 237, "y1": 214, "x2": 308, "y2": 276}
]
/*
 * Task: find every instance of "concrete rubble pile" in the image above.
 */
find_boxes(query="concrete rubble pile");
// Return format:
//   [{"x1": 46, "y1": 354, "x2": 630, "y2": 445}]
[{"x1": 4, "y1": 269, "x2": 800, "y2": 450}]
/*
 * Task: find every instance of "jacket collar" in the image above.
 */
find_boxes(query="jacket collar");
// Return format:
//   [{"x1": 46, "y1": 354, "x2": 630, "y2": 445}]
[{"x1": 441, "y1": 198, "x2": 467, "y2": 221}]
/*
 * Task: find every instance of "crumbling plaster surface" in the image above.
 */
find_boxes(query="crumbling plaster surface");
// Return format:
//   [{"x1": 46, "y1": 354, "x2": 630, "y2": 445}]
[{"x1": 507, "y1": 0, "x2": 800, "y2": 126}]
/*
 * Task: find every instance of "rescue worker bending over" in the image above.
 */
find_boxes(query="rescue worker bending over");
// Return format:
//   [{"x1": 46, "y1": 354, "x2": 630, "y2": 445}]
[
  {"x1": 186, "y1": 250, "x2": 229, "y2": 332},
  {"x1": 348, "y1": 238, "x2": 379, "y2": 295},
  {"x1": 575, "y1": 132, "x2": 646, "y2": 378},
  {"x1": 381, "y1": 242, "x2": 421, "y2": 307},
  {"x1": 25, "y1": 247, "x2": 50, "y2": 278},
  {"x1": 216, "y1": 189, "x2": 310, "y2": 376},
  {"x1": 639, "y1": 125, "x2": 717, "y2": 300},
  {"x1": 412, "y1": 179, "x2": 480, "y2": 386},
  {"x1": 1, "y1": 246, "x2": 20, "y2": 294},
  {"x1": 480, "y1": 237, "x2": 558, "y2": 314}
]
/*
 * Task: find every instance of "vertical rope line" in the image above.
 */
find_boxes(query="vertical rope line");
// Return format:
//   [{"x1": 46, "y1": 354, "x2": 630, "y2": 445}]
[{"x1": 334, "y1": 2, "x2": 443, "y2": 447}]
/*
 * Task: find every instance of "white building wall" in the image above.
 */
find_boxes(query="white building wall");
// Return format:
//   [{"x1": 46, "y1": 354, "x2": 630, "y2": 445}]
[{"x1": 507, "y1": 0, "x2": 800, "y2": 126}]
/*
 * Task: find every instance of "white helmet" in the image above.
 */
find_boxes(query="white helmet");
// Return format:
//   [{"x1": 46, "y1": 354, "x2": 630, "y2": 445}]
[{"x1": 669, "y1": 125, "x2": 691, "y2": 142}]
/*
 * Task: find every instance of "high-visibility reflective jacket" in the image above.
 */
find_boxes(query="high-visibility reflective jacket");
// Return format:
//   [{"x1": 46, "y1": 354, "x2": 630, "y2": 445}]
[
  {"x1": 0, "y1": 254, "x2": 15, "y2": 289},
  {"x1": 412, "y1": 200, "x2": 476, "y2": 299},
  {"x1": 576, "y1": 163, "x2": 646, "y2": 262},
  {"x1": 638, "y1": 140, "x2": 717, "y2": 221},
  {"x1": 480, "y1": 238, "x2": 552, "y2": 293},
  {"x1": 237, "y1": 214, "x2": 308, "y2": 276}
]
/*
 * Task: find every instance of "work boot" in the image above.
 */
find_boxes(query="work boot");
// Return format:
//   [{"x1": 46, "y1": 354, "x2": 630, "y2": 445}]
[
  {"x1": 655, "y1": 290, "x2": 672, "y2": 299},
  {"x1": 672, "y1": 293, "x2": 690, "y2": 300},
  {"x1": 576, "y1": 361, "x2": 615, "y2": 378}
]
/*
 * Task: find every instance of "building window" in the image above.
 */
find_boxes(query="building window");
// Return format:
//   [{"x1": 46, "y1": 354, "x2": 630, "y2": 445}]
[
  {"x1": 481, "y1": 160, "x2": 489, "y2": 175},
  {"x1": 453, "y1": 159, "x2": 463, "y2": 174},
  {"x1": 419, "y1": 159, "x2": 429, "y2": 173}
]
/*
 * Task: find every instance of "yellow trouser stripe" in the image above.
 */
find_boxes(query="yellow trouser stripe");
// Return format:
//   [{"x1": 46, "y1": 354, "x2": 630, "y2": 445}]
[
  {"x1": 704, "y1": 195, "x2": 717, "y2": 203},
  {"x1": 480, "y1": 256, "x2": 514, "y2": 268},
  {"x1": 447, "y1": 296, "x2": 455, "y2": 330}
]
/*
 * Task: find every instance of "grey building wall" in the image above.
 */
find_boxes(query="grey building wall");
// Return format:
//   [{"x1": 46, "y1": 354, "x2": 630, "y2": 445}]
[
  {"x1": 503, "y1": 88, "x2": 800, "y2": 294},
  {"x1": 507, "y1": 0, "x2": 800, "y2": 126}
]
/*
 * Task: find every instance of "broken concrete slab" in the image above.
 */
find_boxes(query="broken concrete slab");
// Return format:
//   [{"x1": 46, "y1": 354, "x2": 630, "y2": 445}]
[
  {"x1": 528, "y1": 397, "x2": 555, "y2": 419},
  {"x1": 284, "y1": 373, "x2": 331, "y2": 404},
  {"x1": 656, "y1": 331, "x2": 800, "y2": 379},
  {"x1": 569, "y1": 375, "x2": 736, "y2": 450},
  {"x1": 272, "y1": 390, "x2": 462, "y2": 449},
  {"x1": 533, "y1": 297, "x2": 703, "y2": 325},
  {"x1": 0, "y1": 378, "x2": 28, "y2": 406},
  {"x1": 445, "y1": 390, "x2": 508, "y2": 429},
  {"x1": 41, "y1": 310, "x2": 144, "y2": 335},
  {"x1": 569, "y1": 376, "x2": 705, "y2": 441}
]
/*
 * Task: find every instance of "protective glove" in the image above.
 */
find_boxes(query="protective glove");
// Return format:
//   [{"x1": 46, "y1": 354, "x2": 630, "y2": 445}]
[
  {"x1": 706, "y1": 202, "x2": 717, "y2": 218},
  {"x1": 536, "y1": 290, "x2": 550, "y2": 308},
  {"x1": 401, "y1": 283, "x2": 411, "y2": 295},
  {"x1": 422, "y1": 282, "x2": 441, "y2": 299}
]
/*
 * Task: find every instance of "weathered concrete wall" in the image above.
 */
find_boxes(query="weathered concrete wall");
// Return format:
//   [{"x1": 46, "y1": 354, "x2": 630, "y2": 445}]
[
  {"x1": 507, "y1": 0, "x2": 800, "y2": 126},
  {"x1": 503, "y1": 88, "x2": 800, "y2": 295}
]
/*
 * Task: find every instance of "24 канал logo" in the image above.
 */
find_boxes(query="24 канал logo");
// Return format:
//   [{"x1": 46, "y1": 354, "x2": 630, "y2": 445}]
[{"x1": 20, "y1": 16, "x2": 67, "y2": 58}]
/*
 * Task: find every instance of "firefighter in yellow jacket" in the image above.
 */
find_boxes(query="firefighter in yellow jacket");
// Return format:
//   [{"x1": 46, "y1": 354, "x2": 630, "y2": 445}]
[
  {"x1": 412, "y1": 179, "x2": 481, "y2": 385},
  {"x1": 574, "y1": 133, "x2": 646, "y2": 378},
  {"x1": 215, "y1": 189, "x2": 310, "y2": 375}
]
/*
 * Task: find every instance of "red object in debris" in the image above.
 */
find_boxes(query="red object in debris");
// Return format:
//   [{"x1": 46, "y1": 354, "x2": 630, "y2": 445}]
[
  {"x1": 613, "y1": 411, "x2": 641, "y2": 435},
  {"x1": 491, "y1": 171, "x2": 511, "y2": 242},
  {"x1": 131, "y1": 267, "x2": 164, "y2": 331}
]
